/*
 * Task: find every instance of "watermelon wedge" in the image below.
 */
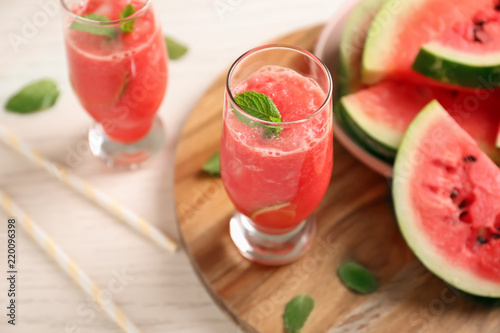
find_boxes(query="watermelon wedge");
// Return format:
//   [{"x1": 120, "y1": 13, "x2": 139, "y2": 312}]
[
  {"x1": 362, "y1": 0, "x2": 494, "y2": 87},
  {"x1": 393, "y1": 100, "x2": 500, "y2": 297},
  {"x1": 413, "y1": 8, "x2": 500, "y2": 89},
  {"x1": 339, "y1": 0, "x2": 385, "y2": 96},
  {"x1": 339, "y1": 81, "x2": 434, "y2": 154},
  {"x1": 335, "y1": 100, "x2": 396, "y2": 161},
  {"x1": 339, "y1": 81, "x2": 500, "y2": 164}
]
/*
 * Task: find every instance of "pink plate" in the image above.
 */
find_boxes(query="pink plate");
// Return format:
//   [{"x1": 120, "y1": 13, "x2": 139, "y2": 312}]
[{"x1": 314, "y1": 0, "x2": 393, "y2": 178}]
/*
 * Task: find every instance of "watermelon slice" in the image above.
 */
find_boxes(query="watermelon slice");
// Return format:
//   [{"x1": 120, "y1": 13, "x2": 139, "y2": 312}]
[
  {"x1": 362, "y1": 0, "x2": 494, "y2": 87},
  {"x1": 338, "y1": 0, "x2": 385, "y2": 96},
  {"x1": 339, "y1": 81, "x2": 434, "y2": 155},
  {"x1": 412, "y1": 8, "x2": 500, "y2": 89},
  {"x1": 393, "y1": 100, "x2": 500, "y2": 297},
  {"x1": 335, "y1": 100, "x2": 396, "y2": 162},
  {"x1": 339, "y1": 81, "x2": 500, "y2": 164}
]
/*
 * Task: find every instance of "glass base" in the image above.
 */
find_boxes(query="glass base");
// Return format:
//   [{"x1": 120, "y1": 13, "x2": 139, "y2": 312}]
[
  {"x1": 229, "y1": 212, "x2": 316, "y2": 266},
  {"x1": 88, "y1": 117, "x2": 165, "y2": 170}
]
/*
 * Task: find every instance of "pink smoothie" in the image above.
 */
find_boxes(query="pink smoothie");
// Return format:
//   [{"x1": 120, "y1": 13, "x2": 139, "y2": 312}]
[
  {"x1": 221, "y1": 66, "x2": 333, "y2": 230},
  {"x1": 64, "y1": 0, "x2": 168, "y2": 143}
]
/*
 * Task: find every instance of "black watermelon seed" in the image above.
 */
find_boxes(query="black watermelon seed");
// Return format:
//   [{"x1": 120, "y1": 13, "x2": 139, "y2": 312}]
[
  {"x1": 459, "y1": 211, "x2": 468, "y2": 218},
  {"x1": 463, "y1": 155, "x2": 477, "y2": 162},
  {"x1": 477, "y1": 237, "x2": 488, "y2": 244},
  {"x1": 496, "y1": 5, "x2": 500, "y2": 10},
  {"x1": 475, "y1": 20, "x2": 486, "y2": 26},
  {"x1": 492, "y1": 234, "x2": 500, "y2": 239},
  {"x1": 458, "y1": 200, "x2": 468, "y2": 209},
  {"x1": 450, "y1": 189, "x2": 458, "y2": 199}
]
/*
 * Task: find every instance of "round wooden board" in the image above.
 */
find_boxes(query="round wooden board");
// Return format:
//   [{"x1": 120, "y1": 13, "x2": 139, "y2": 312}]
[{"x1": 174, "y1": 25, "x2": 500, "y2": 333}]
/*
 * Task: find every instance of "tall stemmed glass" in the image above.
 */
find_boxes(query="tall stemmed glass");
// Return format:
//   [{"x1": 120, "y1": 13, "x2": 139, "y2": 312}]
[
  {"x1": 221, "y1": 45, "x2": 334, "y2": 265},
  {"x1": 60, "y1": 0, "x2": 168, "y2": 168}
]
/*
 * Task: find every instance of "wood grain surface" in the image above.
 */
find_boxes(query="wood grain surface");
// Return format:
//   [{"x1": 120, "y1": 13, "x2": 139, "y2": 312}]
[{"x1": 173, "y1": 25, "x2": 500, "y2": 333}]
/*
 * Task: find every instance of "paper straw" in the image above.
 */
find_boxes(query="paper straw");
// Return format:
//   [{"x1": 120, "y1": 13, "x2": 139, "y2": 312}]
[
  {"x1": 0, "y1": 190, "x2": 142, "y2": 333},
  {"x1": 0, "y1": 126, "x2": 177, "y2": 253}
]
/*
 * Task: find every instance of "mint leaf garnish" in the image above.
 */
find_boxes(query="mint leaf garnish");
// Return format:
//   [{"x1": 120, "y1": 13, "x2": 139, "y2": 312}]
[
  {"x1": 234, "y1": 91, "x2": 281, "y2": 122},
  {"x1": 338, "y1": 261, "x2": 378, "y2": 294},
  {"x1": 70, "y1": 13, "x2": 116, "y2": 39},
  {"x1": 165, "y1": 36, "x2": 188, "y2": 60},
  {"x1": 119, "y1": 4, "x2": 136, "y2": 33},
  {"x1": 5, "y1": 79, "x2": 59, "y2": 114},
  {"x1": 202, "y1": 151, "x2": 220, "y2": 176},
  {"x1": 233, "y1": 91, "x2": 282, "y2": 138},
  {"x1": 284, "y1": 295, "x2": 315, "y2": 333}
]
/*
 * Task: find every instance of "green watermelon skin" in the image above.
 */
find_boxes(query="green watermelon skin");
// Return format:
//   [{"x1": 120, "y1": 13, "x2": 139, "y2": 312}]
[
  {"x1": 412, "y1": 45, "x2": 500, "y2": 90},
  {"x1": 412, "y1": 8, "x2": 500, "y2": 89},
  {"x1": 335, "y1": 102, "x2": 396, "y2": 161},
  {"x1": 362, "y1": 0, "x2": 494, "y2": 88},
  {"x1": 393, "y1": 100, "x2": 500, "y2": 298},
  {"x1": 339, "y1": 81, "x2": 500, "y2": 165},
  {"x1": 339, "y1": 81, "x2": 433, "y2": 152},
  {"x1": 338, "y1": 0, "x2": 385, "y2": 97}
]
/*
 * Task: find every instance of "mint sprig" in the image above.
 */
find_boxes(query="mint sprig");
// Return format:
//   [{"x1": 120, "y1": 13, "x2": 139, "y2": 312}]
[
  {"x1": 284, "y1": 295, "x2": 315, "y2": 333},
  {"x1": 232, "y1": 91, "x2": 282, "y2": 138},
  {"x1": 70, "y1": 13, "x2": 116, "y2": 39},
  {"x1": 5, "y1": 79, "x2": 59, "y2": 114},
  {"x1": 119, "y1": 4, "x2": 136, "y2": 33},
  {"x1": 337, "y1": 261, "x2": 378, "y2": 294}
]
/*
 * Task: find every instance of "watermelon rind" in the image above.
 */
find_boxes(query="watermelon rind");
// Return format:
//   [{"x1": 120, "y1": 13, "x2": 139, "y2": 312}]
[
  {"x1": 412, "y1": 42, "x2": 500, "y2": 89},
  {"x1": 339, "y1": 0, "x2": 385, "y2": 97},
  {"x1": 340, "y1": 95, "x2": 401, "y2": 151},
  {"x1": 338, "y1": 98, "x2": 397, "y2": 161},
  {"x1": 393, "y1": 100, "x2": 500, "y2": 298},
  {"x1": 361, "y1": 0, "x2": 412, "y2": 85},
  {"x1": 361, "y1": 0, "x2": 494, "y2": 86}
]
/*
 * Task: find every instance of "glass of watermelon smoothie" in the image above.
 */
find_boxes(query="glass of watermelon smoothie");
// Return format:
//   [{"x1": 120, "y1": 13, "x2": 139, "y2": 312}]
[
  {"x1": 60, "y1": 0, "x2": 168, "y2": 168},
  {"x1": 221, "y1": 45, "x2": 334, "y2": 265}
]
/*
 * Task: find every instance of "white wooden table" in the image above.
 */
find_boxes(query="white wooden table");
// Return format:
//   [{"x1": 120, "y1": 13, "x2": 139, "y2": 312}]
[{"x1": 0, "y1": 1, "x2": 337, "y2": 332}]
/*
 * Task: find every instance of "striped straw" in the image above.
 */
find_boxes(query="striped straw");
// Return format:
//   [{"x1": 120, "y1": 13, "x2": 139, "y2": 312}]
[
  {"x1": 0, "y1": 190, "x2": 142, "y2": 333},
  {"x1": 0, "y1": 126, "x2": 177, "y2": 252}
]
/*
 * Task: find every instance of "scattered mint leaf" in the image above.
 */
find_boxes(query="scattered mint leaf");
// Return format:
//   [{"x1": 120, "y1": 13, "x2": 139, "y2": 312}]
[
  {"x1": 119, "y1": 4, "x2": 136, "y2": 33},
  {"x1": 164, "y1": 36, "x2": 188, "y2": 60},
  {"x1": 5, "y1": 79, "x2": 59, "y2": 114},
  {"x1": 70, "y1": 13, "x2": 116, "y2": 39},
  {"x1": 202, "y1": 151, "x2": 220, "y2": 176},
  {"x1": 233, "y1": 91, "x2": 282, "y2": 138},
  {"x1": 284, "y1": 295, "x2": 315, "y2": 333},
  {"x1": 337, "y1": 261, "x2": 378, "y2": 294}
]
